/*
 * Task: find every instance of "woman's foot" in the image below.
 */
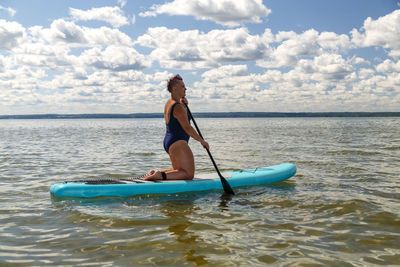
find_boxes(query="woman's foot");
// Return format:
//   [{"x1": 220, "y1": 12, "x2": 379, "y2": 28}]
[
  {"x1": 142, "y1": 170, "x2": 162, "y2": 181},
  {"x1": 141, "y1": 170, "x2": 155, "y2": 179}
]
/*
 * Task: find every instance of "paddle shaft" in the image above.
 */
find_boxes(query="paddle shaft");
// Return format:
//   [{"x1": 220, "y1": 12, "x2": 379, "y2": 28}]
[{"x1": 184, "y1": 103, "x2": 235, "y2": 195}]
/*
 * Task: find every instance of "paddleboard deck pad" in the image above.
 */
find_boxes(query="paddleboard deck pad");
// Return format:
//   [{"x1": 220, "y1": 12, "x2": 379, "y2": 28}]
[{"x1": 50, "y1": 163, "x2": 296, "y2": 198}]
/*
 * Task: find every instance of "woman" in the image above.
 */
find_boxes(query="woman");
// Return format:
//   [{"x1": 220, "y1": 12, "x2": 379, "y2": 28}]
[{"x1": 142, "y1": 75, "x2": 209, "y2": 181}]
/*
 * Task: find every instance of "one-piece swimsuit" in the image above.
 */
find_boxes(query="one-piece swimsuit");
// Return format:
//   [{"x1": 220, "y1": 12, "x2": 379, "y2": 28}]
[{"x1": 163, "y1": 102, "x2": 190, "y2": 154}]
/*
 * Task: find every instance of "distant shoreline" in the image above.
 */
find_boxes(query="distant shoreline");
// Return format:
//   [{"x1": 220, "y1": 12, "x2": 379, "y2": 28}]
[{"x1": 1, "y1": 112, "x2": 399, "y2": 119}]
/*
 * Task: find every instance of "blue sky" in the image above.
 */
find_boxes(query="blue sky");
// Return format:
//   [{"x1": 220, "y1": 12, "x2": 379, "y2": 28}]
[{"x1": 0, "y1": 0, "x2": 399, "y2": 114}]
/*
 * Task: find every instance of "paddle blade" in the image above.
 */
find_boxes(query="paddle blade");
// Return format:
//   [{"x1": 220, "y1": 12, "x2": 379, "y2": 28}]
[{"x1": 220, "y1": 176, "x2": 235, "y2": 195}]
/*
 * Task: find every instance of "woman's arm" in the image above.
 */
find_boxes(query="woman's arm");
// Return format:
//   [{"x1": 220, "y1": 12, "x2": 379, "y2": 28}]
[{"x1": 173, "y1": 103, "x2": 209, "y2": 150}]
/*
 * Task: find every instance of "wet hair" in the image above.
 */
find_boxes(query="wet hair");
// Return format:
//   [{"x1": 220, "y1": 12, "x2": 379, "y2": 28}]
[{"x1": 167, "y1": 74, "x2": 183, "y2": 92}]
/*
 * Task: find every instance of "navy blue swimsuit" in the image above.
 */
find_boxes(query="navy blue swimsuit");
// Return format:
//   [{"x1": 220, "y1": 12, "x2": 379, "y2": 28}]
[{"x1": 163, "y1": 103, "x2": 191, "y2": 153}]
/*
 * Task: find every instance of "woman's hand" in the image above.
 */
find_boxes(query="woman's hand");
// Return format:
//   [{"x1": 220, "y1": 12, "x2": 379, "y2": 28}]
[
  {"x1": 181, "y1": 97, "x2": 188, "y2": 105},
  {"x1": 201, "y1": 140, "x2": 210, "y2": 150}
]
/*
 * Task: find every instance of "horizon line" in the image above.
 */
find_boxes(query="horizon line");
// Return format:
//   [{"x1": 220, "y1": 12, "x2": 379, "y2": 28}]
[{"x1": 1, "y1": 112, "x2": 400, "y2": 119}]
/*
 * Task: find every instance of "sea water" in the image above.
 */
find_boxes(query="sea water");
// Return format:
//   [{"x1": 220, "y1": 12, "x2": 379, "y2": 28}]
[{"x1": 0, "y1": 117, "x2": 399, "y2": 266}]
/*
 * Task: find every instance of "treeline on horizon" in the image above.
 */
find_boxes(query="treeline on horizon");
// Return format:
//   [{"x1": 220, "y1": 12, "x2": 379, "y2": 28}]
[{"x1": 1, "y1": 112, "x2": 399, "y2": 119}]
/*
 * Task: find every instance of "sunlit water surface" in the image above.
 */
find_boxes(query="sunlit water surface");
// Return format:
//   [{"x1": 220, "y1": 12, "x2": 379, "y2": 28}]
[{"x1": 0, "y1": 118, "x2": 399, "y2": 266}]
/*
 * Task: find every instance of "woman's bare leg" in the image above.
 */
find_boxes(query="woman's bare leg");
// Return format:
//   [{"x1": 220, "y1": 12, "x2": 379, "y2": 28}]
[
  {"x1": 166, "y1": 140, "x2": 195, "y2": 179},
  {"x1": 143, "y1": 140, "x2": 194, "y2": 180}
]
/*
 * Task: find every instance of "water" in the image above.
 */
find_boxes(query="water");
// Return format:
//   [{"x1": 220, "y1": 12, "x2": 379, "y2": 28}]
[{"x1": 0, "y1": 117, "x2": 399, "y2": 266}]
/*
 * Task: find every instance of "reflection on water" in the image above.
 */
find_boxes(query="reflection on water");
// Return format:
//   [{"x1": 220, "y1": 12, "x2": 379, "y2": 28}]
[
  {"x1": 1, "y1": 118, "x2": 400, "y2": 265},
  {"x1": 160, "y1": 199, "x2": 209, "y2": 265},
  {"x1": 218, "y1": 193, "x2": 234, "y2": 210}
]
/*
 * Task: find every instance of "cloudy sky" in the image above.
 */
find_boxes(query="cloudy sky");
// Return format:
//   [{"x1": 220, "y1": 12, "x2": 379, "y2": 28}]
[{"x1": 1, "y1": 0, "x2": 399, "y2": 115}]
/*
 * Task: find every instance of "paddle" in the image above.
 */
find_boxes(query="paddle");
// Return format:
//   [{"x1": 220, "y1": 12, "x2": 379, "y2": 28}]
[{"x1": 183, "y1": 102, "x2": 235, "y2": 195}]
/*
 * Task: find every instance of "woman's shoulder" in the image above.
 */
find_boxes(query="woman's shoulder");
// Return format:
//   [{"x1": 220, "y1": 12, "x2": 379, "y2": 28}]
[
  {"x1": 165, "y1": 99, "x2": 176, "y2": 110},
  {"x1": 171, "y1": 102, "x2": 184, "y2": 111},
  {"x1": 172, "y1": 102, "x2": 187, "y2": 117}
]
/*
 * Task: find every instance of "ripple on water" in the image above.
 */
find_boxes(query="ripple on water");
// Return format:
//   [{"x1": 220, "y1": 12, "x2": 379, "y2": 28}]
[{"x1": 1, "y1": 118, "x2": 400, "y2": 265}]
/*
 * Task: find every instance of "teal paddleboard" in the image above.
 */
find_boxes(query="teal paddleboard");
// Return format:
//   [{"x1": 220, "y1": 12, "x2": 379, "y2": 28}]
[{"x1": 50, "y1": 163, "x2": 296, "y2": 198}]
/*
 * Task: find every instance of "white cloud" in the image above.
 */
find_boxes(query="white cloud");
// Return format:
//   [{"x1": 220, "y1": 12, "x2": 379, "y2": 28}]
[
  {"x1": 197, "y1": 65, "x2": 253, "y2": 97},
  {"x1": 192, "y1": 72, "x2": 257, "y2": 105},
  {"x1": 47, "y1": 19, "x2": 86, "y2": 44},
  {"x1": 1, "y1": 5, "x2": 400, "y2": 114},
  {"x1": 258, "y1": 29, "x2": 356, "y2": 69},
  {"x1": 202, "y1": 64, "x2": 248, "y2": 79},
  {"x1": 118, "y1": 0, "x2": 127, "y2": 8},
  {"x1": 80, "y1": 46, "x2": 151, "y2": 71},
  {"x1": 358, "y1": 68, "x2": 375, "y2": 79},
  {"x1": 376, "y1": 59, "x2": 400, "y2": 73},
  {"x1": 137, "y1": 27, "x2": 272, "y2": 69},
  {"x1": 351, "y1": 9, "x2": 400, "y2": 58},
  {"x1": 190, "y1": 51, "x2": 372, "y2": 112},
  {"x1": 353, "y1": 71, "x2": 400, "y2": 98},
  {"x1": 84, "y1": 26, "x2": 133, "y2": 46},
  {"x1": 0, "y1": 19, "x2": 25, "y2": 50},
  {"x1": 13, "y1": 42, "x2": 76, "y2": 71},
  {"x1": 0, "y1": 55, "x2": 5, "y2": 72},
  {"x1": 0, "y1": 15, "x2": 155, "y2": 114},
  {"x1": 258, "y1": 29, "x2": 321, "y2": 68},
  {"x1": 139, "y1": 0, "x2": 271, "y2": 27},
  {"x1": 69, "y1": 6, "x2": 130, "y2": 28},
  {"x1": 317, "y1": 32, "x2": 353, "y2": 51},
  {"x1": 299, "y1": 53, "x2": 354, "y2": 81},
  {"x1": 0, "y1": 5, "x2": 16, "y2": 17},
  {"x1": 30, "y1": 19, "x2": 133, "y2": 47},
  {"x1": 349, "y1": 56, "x2": 370, "y2": 65}
]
